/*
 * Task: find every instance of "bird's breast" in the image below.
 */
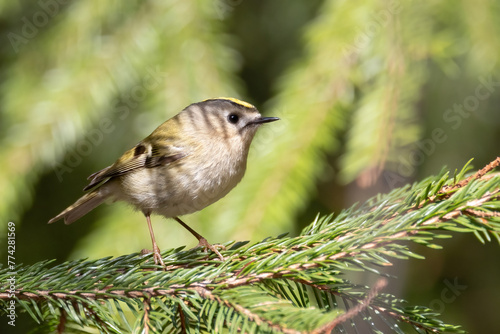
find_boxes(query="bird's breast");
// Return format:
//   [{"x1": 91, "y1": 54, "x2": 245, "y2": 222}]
[{"x1": 119, "y1": 145, "x2": 247, "y2": 217}]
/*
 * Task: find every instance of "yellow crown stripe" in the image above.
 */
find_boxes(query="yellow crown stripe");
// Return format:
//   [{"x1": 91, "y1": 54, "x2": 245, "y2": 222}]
[{"x1": 205, "y1": 97, "x2": 255, "y2": 109}]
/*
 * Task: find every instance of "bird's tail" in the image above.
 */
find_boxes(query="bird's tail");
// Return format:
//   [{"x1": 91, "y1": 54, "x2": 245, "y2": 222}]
[{"x1": 48, "y1": 190, "x2": 109, "y2": 225}]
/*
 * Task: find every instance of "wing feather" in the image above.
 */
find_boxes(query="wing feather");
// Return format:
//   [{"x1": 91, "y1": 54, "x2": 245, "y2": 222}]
[{"x1": 83, "y1": 139, "x2": 186, "y2": 191}]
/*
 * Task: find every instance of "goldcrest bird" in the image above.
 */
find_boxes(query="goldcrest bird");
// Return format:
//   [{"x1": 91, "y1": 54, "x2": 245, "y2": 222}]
[{"x1": 49, "y1": 97, "x2": 279, "y2": 266}]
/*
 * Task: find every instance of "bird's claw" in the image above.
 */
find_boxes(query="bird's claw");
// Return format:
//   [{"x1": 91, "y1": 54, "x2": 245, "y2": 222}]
[
  {"x1": 141, "y1": 246, "x2": 166, "y2": 269},
  {"x1": 197, "y1": 238, "x2": 225, "y2": 261}
]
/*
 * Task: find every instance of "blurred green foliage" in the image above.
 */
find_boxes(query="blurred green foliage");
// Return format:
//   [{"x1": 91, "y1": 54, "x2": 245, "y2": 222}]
[{"x1": 0, "y1": 0, "x2": 499, "y2": 332}]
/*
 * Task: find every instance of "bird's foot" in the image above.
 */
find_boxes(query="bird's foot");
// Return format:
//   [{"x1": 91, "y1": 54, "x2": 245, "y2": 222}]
[
  {"x1": 197, "y1": 238, "x2": 225, "y2": 261},
  {"x1": 141, "y1": 246, "x2": 166, "y2": 269}
]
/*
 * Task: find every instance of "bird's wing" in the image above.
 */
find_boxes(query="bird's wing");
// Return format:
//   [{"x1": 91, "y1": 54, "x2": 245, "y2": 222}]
[{"x1": 83, "y1": 139, "x2": 187, "y2": 191}]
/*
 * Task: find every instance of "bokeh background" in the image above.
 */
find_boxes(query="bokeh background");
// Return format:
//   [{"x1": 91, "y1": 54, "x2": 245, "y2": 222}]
[{"x1": 1, "y1": 0, "x2": 500, "y2": 332}]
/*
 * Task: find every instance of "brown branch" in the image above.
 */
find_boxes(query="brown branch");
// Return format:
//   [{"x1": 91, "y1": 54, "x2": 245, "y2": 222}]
[
  {"x1": 339, "y1": 159, "x2": 500, "y2": 236},
  {"x1": 3, "y1": 189, "x2": 497, "y2": 305},
  {"x1": 193, "y1": 286, "x2": 301, "y2": 334},
  {"x1": 57, "y1": 309, "x2": 66, "y2": 334},
  {"x1": 312, "y1": 278, "x2": 387, "y2": 333},
  {"x1": 350, "y1": 186, "x2": 500, "y2": 251},
  {"x1": 0, "y1": 287, "x2": 178, "y2": 301},
  {"x1": 72, "y1": 299, "x2": 110, "y2": 332},
  {"x1": 457, "y1": 157, "x2": 500, "y2": 186},
  {"x1": 463, "y1": 208, "x2": 500, "y2": 218},
  {"x1": 333, "y1": 190, "x2": 500, "y2": 256},
  {"x1": 178, "y1": 303, "x2": 187, "y2": 334},
  {"x1": 143, "y1": 298, "x2": 150, "y2": 334},
  {"x1": 1, "y1": 159, "x2": 498, "y2": 334},
  {"x1": 440, "y1": 157, "x2": 500, "y2": 194},
  {"x1": 387, "y1": 158, "x2": 500, "y2": 212},
  {"x1": 418, "y1": 191, "x2": 500, "y2": 231},
  {"x1": 290, "y1": 278, "x2": 442, "y2": 333},
  {"x1": 417, "y1": 172, "x2": 499, "y2": 208},
  {"x1": 373, "y1": 305, "x2": 441, "y2": 333},
  {"x1": 18, "y1": 159, "x2": 496, "y2": 291}
]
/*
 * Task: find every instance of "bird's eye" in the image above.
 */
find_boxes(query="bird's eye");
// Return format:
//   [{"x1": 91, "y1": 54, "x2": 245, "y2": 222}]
[{"x1": 228, "y1": 113, "x2": 239, "y2": 124}]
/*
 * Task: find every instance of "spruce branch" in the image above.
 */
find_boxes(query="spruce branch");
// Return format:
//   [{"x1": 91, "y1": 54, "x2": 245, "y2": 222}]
[
  {"x1": 177, "y1": 303, "x2": 187, "y2": 334},
  {"x1": 2, "y1": 158, "x2": 500, "y2": 333},
  {"x1": 56, "y1": 309, "x2": 66, "y2": 334},
  {"x1": 313, "y1": 278, "x2": 388, "y2": 333},
  {"x1": 445, "y1": 157, "x2": 500, "y2": 191}
]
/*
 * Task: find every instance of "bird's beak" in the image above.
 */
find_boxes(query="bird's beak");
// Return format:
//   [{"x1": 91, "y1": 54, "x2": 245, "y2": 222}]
[{"x1": 251, "y1": 117, "x2": 280, "y2": 125}]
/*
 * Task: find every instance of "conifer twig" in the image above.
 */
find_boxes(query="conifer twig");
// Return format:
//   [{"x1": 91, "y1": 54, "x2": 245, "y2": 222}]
[
  {"x1": 2, "y1": 159, "x2": 499, "y2": 333},
  {"x1": 441, "y1": 156, "x2": 500, "y2": 193},
  {"x1": 312, "y1": 279, "x2": 387, "y2": 333},
  {"x1": 178, "y1": 303, "x2": 186, "y2": 334},
  {"x1": 57, "y1": 309, "x2": 66, "y2": 334},
  {"x1": 193, "y1": 286, "x2": 300, "y2": 334},
  {"x1": 143, "y1": 298, "x2": 151, "y2": 334}
]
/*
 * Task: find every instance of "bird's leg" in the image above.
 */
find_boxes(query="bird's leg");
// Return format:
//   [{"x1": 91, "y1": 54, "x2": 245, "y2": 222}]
[
  {"x1": 174, "y1": 217, "x2": 224, "y2": 261},
  {"x1": 145, "y1": 213, "x2": 166, "y2": 268}
]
